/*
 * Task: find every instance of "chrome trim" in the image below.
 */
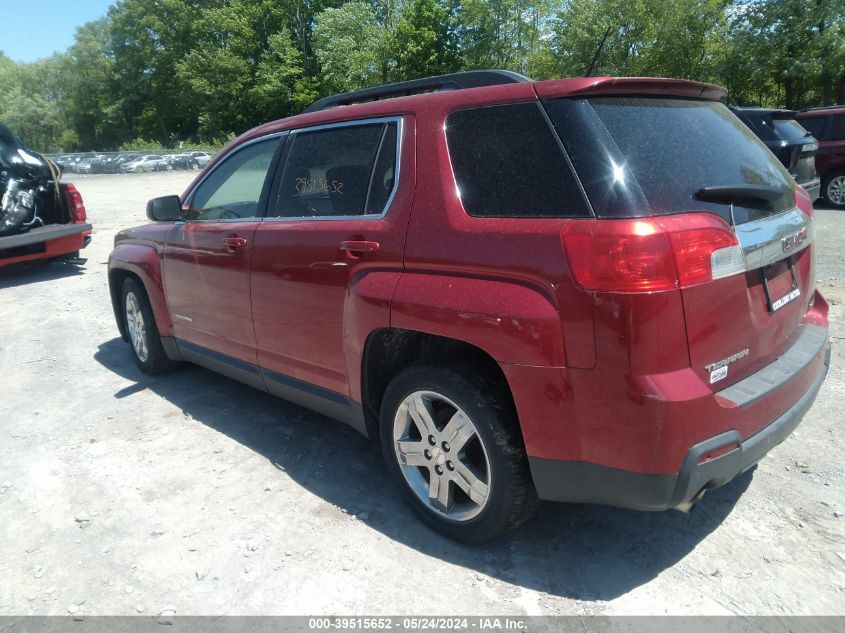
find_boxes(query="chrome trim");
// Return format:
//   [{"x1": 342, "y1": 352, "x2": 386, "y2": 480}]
[
  {"x1": 263, "y1": 116, "x2": 403, "y2": 222},
  {"x1": 183, "y1": 131, "x2": 289, "y2": 223},
  {"x1": 735, "y1": 207, "x2": 814, "y2": 271}
]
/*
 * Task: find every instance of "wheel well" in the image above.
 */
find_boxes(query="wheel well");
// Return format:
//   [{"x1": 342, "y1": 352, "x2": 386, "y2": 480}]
[
  {"x1": 108, "y1": 268, "x2": 138, "y2": 341},
  {"x1": 361, "y1": 329, "x2": 518, "y2": 439}
]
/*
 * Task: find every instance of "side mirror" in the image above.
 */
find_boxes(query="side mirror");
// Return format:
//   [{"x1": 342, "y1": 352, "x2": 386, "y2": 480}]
[{"x1": 146, "y1": 195, "x2": 182, "y2": 221}]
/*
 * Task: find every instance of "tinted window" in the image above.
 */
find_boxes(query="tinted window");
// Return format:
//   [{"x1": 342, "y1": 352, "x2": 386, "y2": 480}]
[
  {"x1": 446, "y1": 103, "x2": 590, "y2": 218},
  {"x1": 546, "y1": 97, "x2": 794, "y2": 224},
  {"x1": 367, "y1": 124, "x2": 398, "y2": 214},
  {"x1": 189, "y1": 138, "x2": 279, "y2": 220},
  {"x1": 830, "y1": 114, "x2": 845, "y2": 141},
  {"x1": 798, "y1": 116, "x2": 829, "y2": 140},
  {"x1": 772, "y1": 118, "x2": 811, "y2": 142},
  {"x1": 273, "y1": 122, "x2": 398, "y2": 218},
  {"x1": 741, "y1": 112, "x2": 778, "y2": 142}
]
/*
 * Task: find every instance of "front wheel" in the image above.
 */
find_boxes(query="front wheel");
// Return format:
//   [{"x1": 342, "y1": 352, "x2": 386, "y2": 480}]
[
  {"x1": 122, "y1": 277, "x2": 175, "y2": 374},
  {"x1": 380, "y1": 365, "x2": 538, "y2": 542},
  {"x1": 823, "y1": 171, "x2": 845, "y2": 209}
]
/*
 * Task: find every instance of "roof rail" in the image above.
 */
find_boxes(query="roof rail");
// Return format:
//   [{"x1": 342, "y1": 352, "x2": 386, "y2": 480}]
[
  {"x1": 304, "y1": 70, "x2": 533, "y2": 113},
  {"x1": 799, "y1": 104, "x2": 845, "y2": 112}
]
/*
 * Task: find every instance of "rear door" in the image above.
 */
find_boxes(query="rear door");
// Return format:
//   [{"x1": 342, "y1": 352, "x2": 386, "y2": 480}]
[
  {"x1": 162, "y1": 135, "x2": 283, "y2": 367},
  {"x1": 545, "y1": 96, "x2": 815, "y2": 388},
  {"x1": 251, "y1": 117, "x2": 412, "y2": 398}
]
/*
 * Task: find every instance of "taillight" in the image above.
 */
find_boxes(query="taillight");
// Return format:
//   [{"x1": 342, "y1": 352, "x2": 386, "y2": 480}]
[
  {"x1": 64, "y1": 183, "x2": 87, "y2": 223},
  {"x1": 562, "y1": 213, "x2": 745, "y2": 293},
  {"x1": 795, "y1": 185, "x2": 813, "y2": 218}
]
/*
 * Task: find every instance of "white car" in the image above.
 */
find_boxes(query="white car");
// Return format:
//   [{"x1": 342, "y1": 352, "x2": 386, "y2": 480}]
[
  {"x1": 121, "y1": 155, "x2": 164, "y2": 173},
  {"x1": 186, "y1": 151, "x2": 212, "y2": 167}
]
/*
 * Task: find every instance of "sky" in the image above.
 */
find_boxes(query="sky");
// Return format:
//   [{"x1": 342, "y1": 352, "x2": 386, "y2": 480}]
[{"x1": 1, "y1": 0, "x2": 115, "y2": 62}]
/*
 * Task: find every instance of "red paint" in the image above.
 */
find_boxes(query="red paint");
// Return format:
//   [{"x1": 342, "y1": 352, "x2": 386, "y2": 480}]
[
  {"x1": 0, "y1": 231, "x2": 90, "y2": 268},
  {"x1": 110, "y1": 75, "x2": 829, "y2": 486},
  {"x1": 796, "y1": 107, "x2": 845, "y2": 186}
]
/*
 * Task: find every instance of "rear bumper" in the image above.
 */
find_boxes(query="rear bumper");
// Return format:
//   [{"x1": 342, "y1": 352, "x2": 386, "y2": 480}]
[
  {"x1": 0, "y1": 223, "x2": 92, "y2": 267},
  {"x1": 801, "y1": 178, "x2": 821, "y2": 202},
  {"x1": 521, "y1": 325, "x2": 830, "y2": 511}
]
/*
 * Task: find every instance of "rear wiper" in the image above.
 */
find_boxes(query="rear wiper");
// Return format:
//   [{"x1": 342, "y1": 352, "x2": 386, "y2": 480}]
[{"x1": 694, "y1": 185, "x2": 783, "y2": 207}]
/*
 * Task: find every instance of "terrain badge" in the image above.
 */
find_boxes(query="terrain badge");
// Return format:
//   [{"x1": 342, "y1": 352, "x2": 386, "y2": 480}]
[{"x1": 705, "y1": 348, "x2": 750, "y2": 384}]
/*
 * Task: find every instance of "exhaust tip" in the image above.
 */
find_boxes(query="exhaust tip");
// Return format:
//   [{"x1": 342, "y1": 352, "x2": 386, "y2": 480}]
[{"x1": 674, "y1": 489, "x2": 707, "y2": 513}]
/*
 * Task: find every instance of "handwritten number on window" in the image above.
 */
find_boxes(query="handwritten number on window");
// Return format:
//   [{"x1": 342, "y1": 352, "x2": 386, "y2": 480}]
[{"x1": 294, "y1": 177, "x2": 344, "y2": 197}]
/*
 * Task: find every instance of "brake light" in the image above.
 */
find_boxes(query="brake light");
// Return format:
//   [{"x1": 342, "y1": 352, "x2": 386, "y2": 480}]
[
  {"x1": 795, "y1": 185, "x2": 813, "y2": 218},
  {"x1": 562, "y1": 213, "x2": 744, "y2": 293},
  {"x1": 64, "y1": 183, "x2": 87, "y2": 223}
]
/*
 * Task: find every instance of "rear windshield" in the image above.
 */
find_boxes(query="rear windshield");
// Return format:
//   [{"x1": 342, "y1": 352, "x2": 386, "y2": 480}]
[
  {"x1": 545, "y1": 97, "x2": 795, "y2": 224},
  {"x1": 773, "y1": 117, "x2": 812, "y2": 142}
]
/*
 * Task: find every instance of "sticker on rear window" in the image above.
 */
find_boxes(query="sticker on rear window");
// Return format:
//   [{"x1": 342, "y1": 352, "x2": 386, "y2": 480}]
[{"x1": 710, "y1": 366, "x2": 729, "y2": 384}]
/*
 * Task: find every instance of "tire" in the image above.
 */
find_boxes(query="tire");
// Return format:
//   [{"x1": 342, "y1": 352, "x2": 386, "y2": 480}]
[
  {"x1": 823, "y1": 170, "x2": 845, "y2": 209},
  {"x1": 380, "y1": 364, "x2": 538, "y2": 542},
  {"x1": 121, "y1": 277, "x2": 175, "y2": 374}
]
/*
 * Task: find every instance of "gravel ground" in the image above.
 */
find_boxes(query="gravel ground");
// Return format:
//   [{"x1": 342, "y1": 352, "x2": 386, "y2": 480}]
[{"x1": 0, "y1": 172, "x2": 843, "y2": 616}]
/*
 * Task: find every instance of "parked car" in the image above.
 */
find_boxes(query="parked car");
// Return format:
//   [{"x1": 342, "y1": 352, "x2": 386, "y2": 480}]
[
  {"x1": 731, "y1": 107, "x2": 820, "y2": 201},
  {"x1": 160, "y1": 154, "x2": 200, "y2": 171},
  {"x1": 185, "y1": 151, "x2": 212, "y2": 167},
  {"x1": 108, "y1": 71, "x2": 830, "y2": 541},
  {"x1": 1, "y1": 123, "x2": 91, "y2": 268},
  {"x1": 796, "y1": 106, "x2": 845, "y2": 208},
  {"x1": 121, "y1": 154, "x2": 164, "y2": 173}
]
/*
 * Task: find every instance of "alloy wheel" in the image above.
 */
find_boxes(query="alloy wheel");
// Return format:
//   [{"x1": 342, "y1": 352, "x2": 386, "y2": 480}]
[
  {"x1": 392, "y1": 390, "x2": 491, "y2": 521},
  {"x1": 125, "y1": 292, "x2": 149, "y2": 363},
  {"x1": 827, "y1": 175, "x2": 845, "y2": 206}
]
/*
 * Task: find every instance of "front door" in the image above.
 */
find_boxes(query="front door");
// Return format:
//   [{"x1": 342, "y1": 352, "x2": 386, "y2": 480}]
[{"x1": 163, "y1": 135, "x2": 283, "y2": 367}]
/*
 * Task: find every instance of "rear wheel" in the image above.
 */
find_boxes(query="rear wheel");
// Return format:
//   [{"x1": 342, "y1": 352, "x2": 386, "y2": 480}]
[
  {"x1": 121, "y1": 277, "x2": 174, "y2": 374},
  {"x1": 380, "y1": 365, "x2": 538, "y2": 542},
  {"x1": 824, "y1": 171, "x2": 845, "y2": 209}
]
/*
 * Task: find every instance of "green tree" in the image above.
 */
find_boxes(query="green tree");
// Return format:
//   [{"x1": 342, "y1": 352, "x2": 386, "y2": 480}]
[
  {"x1": 313, "y1": 2, "x2": 385, "y2": 92},
  {"x1": 391, "y1": 0, "x2": 460, "y2": 81},
  {"x1": 550, "y1": 0, "x2": 729, "y2": 80},
  {"x1": 176, "y1": 0, "x2": 303, "y2": 138}
]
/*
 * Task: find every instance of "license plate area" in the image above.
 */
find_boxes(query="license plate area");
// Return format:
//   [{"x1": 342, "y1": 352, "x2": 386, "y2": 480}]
[{"x1": 761, "y1": 258, "x2": 800, "y2": 312}]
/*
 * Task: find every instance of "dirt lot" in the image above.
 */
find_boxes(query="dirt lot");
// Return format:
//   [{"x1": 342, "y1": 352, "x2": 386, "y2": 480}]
[{"x1": 1, "y1": 172, "x2": 843, "y2": 616}]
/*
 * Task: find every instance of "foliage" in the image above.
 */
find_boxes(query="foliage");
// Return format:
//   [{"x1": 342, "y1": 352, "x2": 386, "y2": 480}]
[{"x1": 0, "y1": 0, "x2": 842, "y2": 152}]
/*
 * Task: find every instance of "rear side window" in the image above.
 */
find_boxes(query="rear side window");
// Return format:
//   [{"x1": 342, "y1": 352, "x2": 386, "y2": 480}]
[
  {"x1": 798, "y1": 116, "x2": 829, "y2": 140},
  {"x1": 546, "y1": 97, "x2": 795, "y2": 224},
  {"x1": 273, "y1": 121, "x2": 399, "y2": 218},
  {"x1": 445, "y1": 103, "x2": 591, "y2": 218}
]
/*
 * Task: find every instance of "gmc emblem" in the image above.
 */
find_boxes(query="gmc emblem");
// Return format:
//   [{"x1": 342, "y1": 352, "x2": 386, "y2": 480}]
[{"x1": 782, "y1": 226, "x2": 808, "y2": 253}]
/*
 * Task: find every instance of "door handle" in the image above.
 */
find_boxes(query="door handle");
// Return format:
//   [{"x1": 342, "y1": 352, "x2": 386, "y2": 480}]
[
  {"x1": 339, "y1": 240, "x2": 380, "y2": 254},
  {"x1": 223, "y1": 236, "x2": 248, "y2": 251}
]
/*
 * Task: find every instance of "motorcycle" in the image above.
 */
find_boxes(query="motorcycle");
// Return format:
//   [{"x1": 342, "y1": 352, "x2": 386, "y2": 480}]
[{"x1": 0, "y1": 123, "x2": 61, "y2": 236}]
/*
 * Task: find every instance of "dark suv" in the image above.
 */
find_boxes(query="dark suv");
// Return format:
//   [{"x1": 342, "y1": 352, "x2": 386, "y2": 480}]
[
  {"x1": 796, "y1": 106, "x2": 845, "y2": 208},
  {"x1": 108, "y1": 71, "x2": 830, "y2": 541},
  {"x1": 731, "y1": 107, "x2": 820, "y2": 201}
]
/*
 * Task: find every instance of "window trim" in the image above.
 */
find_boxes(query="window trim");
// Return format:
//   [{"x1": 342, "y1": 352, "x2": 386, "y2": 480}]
[
  {"x1": 183, "y1": 131, "x2": 288, "y2": 223},
  {"x1": 264, "y1": 115, "x2": 403, "y2": 222}
]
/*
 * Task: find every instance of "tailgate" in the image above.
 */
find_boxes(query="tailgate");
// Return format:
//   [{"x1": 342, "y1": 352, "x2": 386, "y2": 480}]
[
  {"x1": 542, "y1": 95, "x2": 815, "y2": 390},
  {"x1": 0, "y1": 222, "x2": 92, "y2": 253},
  {"x1": 681, "y1": 209, "x2": 815, "y2": 387}
]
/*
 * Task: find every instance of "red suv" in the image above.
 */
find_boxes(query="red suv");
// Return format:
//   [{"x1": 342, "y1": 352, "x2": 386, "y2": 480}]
[
  {"x1": 108, "y1": 72, "x2": 830, "y2": 542},
  {"x1": 796, "y1": 106, "x2": 845, "y2": 208}
]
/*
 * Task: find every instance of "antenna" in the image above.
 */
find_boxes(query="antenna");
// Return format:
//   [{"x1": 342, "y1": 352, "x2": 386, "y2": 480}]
[{"x1": 585, "y1": 26, "x2": 612, "y2": 78}]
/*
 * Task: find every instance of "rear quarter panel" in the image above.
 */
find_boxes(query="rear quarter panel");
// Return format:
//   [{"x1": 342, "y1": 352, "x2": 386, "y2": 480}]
[{"x1": 391, "y1": 88, "x2": 595, "y2": 369}]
